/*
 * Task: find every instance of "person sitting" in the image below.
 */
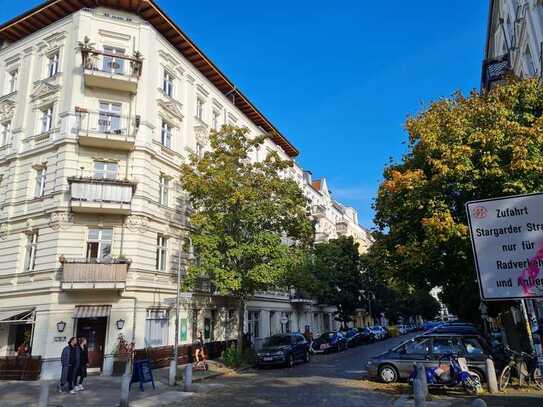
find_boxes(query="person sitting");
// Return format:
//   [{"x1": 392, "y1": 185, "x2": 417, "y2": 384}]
[{"x1": 194, "y1": 330, "x2": 204, "y2": 362}]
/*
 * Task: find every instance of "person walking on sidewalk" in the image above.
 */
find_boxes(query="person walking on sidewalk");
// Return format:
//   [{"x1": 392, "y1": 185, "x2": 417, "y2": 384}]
[
  {"x1": 74, "y1": 337, "x2": 88, "y2": 391},
  {"x1": 59, "y1": 337, "x2": 80, "y2": 394}
]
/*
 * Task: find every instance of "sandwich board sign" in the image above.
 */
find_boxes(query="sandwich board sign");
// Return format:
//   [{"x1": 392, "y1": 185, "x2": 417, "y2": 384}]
[{"x1": 466, "y1": 192, "x2": 543, "y2": 300}]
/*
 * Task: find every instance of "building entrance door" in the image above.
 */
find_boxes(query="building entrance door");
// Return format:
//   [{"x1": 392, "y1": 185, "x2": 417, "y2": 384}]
[{"x1": 76, "y1": 317, "x2": 107, "y2": 370}]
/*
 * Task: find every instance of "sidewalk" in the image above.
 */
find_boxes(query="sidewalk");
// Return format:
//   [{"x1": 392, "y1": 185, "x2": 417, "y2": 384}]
[{"x1": 0, "y1": 361, "x2": 232, "y2": 407}]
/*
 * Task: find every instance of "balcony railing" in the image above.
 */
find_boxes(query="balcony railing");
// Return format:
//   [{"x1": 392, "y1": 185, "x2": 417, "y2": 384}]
[
  {"x1": 336, "y1": 220, "x2": 348, "y2": 234},
  {"x1": 81, "y1": 48, "x2": 142, "y2": 92},
  {"x1": 290, "y1": 290, "x2": 314, "y2": 304},
  {"x1": 75, "y1": 108, "x2": 138, "y2": 150},
  {"x1": 68, "y1": 177, "x2": 136, "y2": 215},
  {"x1": 311, "y1": 204, "x2": 326, "y2": 218},
  {"x1": 61, "y1": 258, "x2": 129, "y2": 290},
  {"x1": 482, "y1": 54, "x2": 511, "y2": 91}
]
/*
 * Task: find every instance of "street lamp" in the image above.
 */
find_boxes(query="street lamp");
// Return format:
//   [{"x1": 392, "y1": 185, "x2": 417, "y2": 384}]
[
  {"x1": 116, "y1": 319, "x2": 125, "y2": 330},
  {"x1": 56, "y1": 321, "x2": 66, "y2": 333}
]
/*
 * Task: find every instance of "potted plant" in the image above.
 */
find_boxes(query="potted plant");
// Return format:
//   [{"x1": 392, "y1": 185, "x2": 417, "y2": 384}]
[{"x1": 112, "y1": 333, "x2": 132, "y2": 376}]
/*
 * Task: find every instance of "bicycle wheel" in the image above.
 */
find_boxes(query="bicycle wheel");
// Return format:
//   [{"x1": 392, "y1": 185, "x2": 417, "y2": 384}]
[
  {"x1": 499, "y1": 365, "x2": 512, "y2": 390},
  {"x1": 533, "y1": 367, "x2": 543, "y2": 391}
]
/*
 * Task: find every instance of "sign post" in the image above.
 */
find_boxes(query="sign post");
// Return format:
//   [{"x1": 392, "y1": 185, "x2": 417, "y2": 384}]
[{"x1": 466, "y1": 193, "x2": 543, "y2": 372}]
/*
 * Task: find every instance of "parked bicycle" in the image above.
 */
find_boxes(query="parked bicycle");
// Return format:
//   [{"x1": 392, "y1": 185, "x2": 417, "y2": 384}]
[{"x1": 498, "y1": 346, "x2": 543, "y2": 391}]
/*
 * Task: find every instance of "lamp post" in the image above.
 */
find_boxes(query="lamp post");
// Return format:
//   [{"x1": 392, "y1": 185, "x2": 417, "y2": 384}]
[{"x1": 172, "y1": 238, "x2": 193, "y2": 386}]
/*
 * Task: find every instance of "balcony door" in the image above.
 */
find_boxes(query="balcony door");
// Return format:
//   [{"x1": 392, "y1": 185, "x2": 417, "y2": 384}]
[
  {"x1": 86, "y1": 228, "x2": 113, "y2": 261},
  {"x1": 102, "y1": 46, "x2": 125, "y2": 75},
  {"x1": 98, "y1": 102, "x2": 121, "y2": 134},
  {"x1": 94, "y1": 161, "x2": 118, "y2": 180}
]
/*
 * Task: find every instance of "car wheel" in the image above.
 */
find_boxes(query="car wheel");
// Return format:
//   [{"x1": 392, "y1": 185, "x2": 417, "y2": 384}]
[
  {"x1": 379, "y1": 364, "x2": 399, "y2": 383},
  {"x1": 304, "y1": 351, "x2": 311, "y2": 363},
  {"x1": 287, "y1": 354, "x2": 295, "y2": 368}
]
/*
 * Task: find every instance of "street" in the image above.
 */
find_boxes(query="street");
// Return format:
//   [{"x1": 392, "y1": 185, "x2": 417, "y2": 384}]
[{"x1": 177, "y1": 334, "x2": 414, "y2": 407}]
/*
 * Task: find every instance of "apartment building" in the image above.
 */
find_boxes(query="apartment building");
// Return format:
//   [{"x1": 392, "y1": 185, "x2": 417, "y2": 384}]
[
  {"x1": 483, "y1": 0, "x2": 543, "y2": 89},
  {"x1": 0, "y1": 0, "x2": 370, "y2": 378}
]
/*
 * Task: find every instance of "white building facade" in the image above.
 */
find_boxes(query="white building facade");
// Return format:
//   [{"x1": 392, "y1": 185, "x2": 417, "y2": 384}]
[{"x1": 0, "y1": 0, "x2": 370, "y2": 378}]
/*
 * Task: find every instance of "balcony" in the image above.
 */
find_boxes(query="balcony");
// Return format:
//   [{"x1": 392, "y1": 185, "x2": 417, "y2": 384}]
[
  {"x1": 68, "y1": 177, "x2": 136, "y2": 215},
  {"x1": 482, "y1": 54, "x2": 510, "y2": 91},
  {"x1": 290, "y1": 290, "x2": 314, "y2": 305},
  {"x1": 60, "y1": 258, "x2": 129, "y2": 290},
  {"x1": 81, "y1": 48, "x2": 142, "y2": 93},
  {"x1": 311, "y1": 204, "x2": 326, "y2": 218},
  {"x1": 75, "y1": 108, "x2": 138, "y2": 150},
  {"x1": 336, "y1": 220, "x2": 348, "y2": 234}
]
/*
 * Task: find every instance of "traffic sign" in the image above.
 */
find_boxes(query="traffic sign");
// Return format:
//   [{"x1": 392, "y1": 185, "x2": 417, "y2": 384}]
[{"x1": 466, "y1": 193, "x2": 543, "y2": 300}]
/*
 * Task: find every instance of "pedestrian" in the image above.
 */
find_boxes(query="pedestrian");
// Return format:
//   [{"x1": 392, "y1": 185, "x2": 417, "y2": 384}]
[
  {"x1": 58, "y1": 337, "x2": 80, "y2": 394},
  {"x1": 74, "y1": 337, "x2": 88, "y2": 391},
  {"x1": 194, "y1": 330, "x2": 204, "y2": 362}
]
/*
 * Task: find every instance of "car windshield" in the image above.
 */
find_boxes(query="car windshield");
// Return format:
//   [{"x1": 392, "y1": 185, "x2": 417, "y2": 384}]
[{"x1": 264, "y1": 336, "x2": 290, "y2": 346}]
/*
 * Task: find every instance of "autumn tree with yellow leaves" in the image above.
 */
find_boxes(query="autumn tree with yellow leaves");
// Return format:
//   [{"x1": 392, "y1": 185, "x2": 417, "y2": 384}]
[{"x1": 369, "y1": 79, "x2": 543, "y2": 319}]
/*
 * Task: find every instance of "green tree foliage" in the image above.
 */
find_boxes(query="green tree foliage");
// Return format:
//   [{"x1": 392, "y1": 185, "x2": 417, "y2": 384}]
[
  {"x1": 371, "y1": 79, "x2": 543, "y2": 320},
  {"x1": 311, "y1": 237, "x2": 364, "y2": 327},
  {"x1": 180, "y1": 125, "x2": 313, "y2": 350}
]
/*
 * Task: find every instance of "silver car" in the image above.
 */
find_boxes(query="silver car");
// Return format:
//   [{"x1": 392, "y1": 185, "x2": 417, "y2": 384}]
[{"x1": 365, "y1": 333, "x2": 490, "y2": 384}]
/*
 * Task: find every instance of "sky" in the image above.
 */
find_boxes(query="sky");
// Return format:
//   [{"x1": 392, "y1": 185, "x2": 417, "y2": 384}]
[{"x1": 0, "y1": 1, "x2": 490, "y2": 229}]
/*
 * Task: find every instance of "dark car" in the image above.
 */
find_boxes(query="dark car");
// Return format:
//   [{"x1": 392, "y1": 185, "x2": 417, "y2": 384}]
[
  {"x1": 366, "y1": 333, "x2": 492, "y2": 384},
  {"x1": 428, "y1": 323, "x2": 481, "y2": 335},
  {"x1": 342, "y1": 328, "x2": 364, "y2": 347},
  {"x1": 357, "y1": 327, "x2": 376, "y2": 343},
  {"x1": 311, "y1": 331, "x2": 348, "y2": 353},
  {"x1": 255, "y1": 333, "x2": 311, "y2": 368}
]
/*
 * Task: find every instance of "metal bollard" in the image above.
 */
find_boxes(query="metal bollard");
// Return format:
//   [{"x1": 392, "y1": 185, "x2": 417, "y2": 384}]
[
  {"x1": 416, "y1": 363, "x2": 428, "y2": 399},
  {"x1": 169, "y1": 358, "x2": 177, "y2": 386},
  {"x1": 413, "y1": 378, "x2": 426, "y2": 407},
  {"x1": 120, "y1": 361, "x2": 131, "y2": 407},
  {"x1": 183, "y1": 363, "x2": 193, "y2": 392},
  {"x1": 38, "y1": 380, "x2": 50, "y2": 407},
  {"x1": 485, "y1": 358, "x2": 498, "y2": 394}
]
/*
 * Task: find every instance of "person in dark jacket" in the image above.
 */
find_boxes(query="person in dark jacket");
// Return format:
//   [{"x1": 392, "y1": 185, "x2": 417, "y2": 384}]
[
  {"x1": 75, "y1": 337, "x2": 88, "y2": 391},
  {"x1": 59, "y1": 337, "x2": 80, "y2": 394}
]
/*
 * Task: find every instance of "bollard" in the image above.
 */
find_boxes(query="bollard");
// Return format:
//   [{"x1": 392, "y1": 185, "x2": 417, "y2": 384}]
[
  {"x1": 416, "y1": 363, "x2": 428, "y2": 399},
  {"x1": 485, "y1": 358, "x2": 498, "y2": 394},
  {"x1": 471, "y1": 399, "x2": 487, "y2": 407},
  {"x1": 120, "y1": 361, "x2": 131, "y2": 407},
  {"x1": 38, "y1": 380, "x2": 50, "y2": 407},
  {"x1": 169, "y1": 358, "x2": 177, "y2": 386},
  {"x1": 413, "y1": 378, "x2": 426, "y2": 407},
  {"x1": 183, "y1": 363, "x2": 193, "y2": 392}
]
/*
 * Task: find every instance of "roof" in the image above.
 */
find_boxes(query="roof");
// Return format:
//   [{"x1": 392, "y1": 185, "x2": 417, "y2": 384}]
[
  {"x1": 0, "y1": 0, "x2": 298, "y2": 158},
  {"x1": 311, "y1": 179, "x2": 322, "y2": 191}
]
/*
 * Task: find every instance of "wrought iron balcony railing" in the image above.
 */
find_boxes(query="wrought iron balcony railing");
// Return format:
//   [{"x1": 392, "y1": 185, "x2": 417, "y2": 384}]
[{"x1": 482, "y1": 54, "x2": 511, "y2": 91}]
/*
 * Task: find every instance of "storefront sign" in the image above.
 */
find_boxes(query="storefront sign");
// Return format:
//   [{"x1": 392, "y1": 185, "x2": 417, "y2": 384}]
[
  {"x1": 54, "y1": 336, "x2": 67, "y2": 342},
  {"x1": 466, "y1": 193, "x2": 543, "y2": 300}
]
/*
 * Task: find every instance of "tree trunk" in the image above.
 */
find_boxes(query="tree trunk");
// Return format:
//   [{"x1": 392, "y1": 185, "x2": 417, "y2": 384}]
[{"x1": 237, "y1": 298, "x2": 245, "y2": 354}]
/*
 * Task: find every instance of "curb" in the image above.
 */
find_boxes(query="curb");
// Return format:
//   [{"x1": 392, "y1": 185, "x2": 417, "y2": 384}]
[{"x1": 191, "y1": 365, "x2": 252, "y2": 382}]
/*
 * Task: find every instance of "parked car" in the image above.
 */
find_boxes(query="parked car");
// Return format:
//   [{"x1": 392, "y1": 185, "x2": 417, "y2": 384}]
[
  {"x1": 255, "y1": 333, "x2": 311, "y2": 368},
  {"x1": 311, "y1": 331, "x2": 348, "y2": 353},
  {"x1": 342, "y1": 328, "x2": 364, "y2": 347},
  {"x1": 369, "y1": 326, "x2": 388, "y2": 340},
  {"x1": 398, "y1": 325, "x2": 408, "y2": 335},
  {"x1": 428, "y1": 323, "x2": 480, "y2": 335},
  {"x1": 357, "y1": 327, "x2": 376, "y2": 343},
  {"x1": 365, "y1": 333, "x2": 492, "y2": 384}
]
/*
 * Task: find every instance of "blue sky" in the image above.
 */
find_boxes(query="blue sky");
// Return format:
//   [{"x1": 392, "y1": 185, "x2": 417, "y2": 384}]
[{"x1": 0, "y1": 1, "x2": 490, "y2": 228}]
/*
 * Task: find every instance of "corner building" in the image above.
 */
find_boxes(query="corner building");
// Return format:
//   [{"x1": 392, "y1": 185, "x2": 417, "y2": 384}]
[{"x1": 0, "y1": 0, "x2": 370, "y2": 378}]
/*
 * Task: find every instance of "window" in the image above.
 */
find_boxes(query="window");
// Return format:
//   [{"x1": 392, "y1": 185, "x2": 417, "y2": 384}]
[
  {"x1": 156, "y1": 234, "x2": 168, "y2": 271},
  {"x1": 94, "y1": 161, "x2": 118, "y2": 179},
  {"x1": 34, "y1": 167, "x2": 46, "y2": 197},
  {"x1": 86, "y1": 228, "x2": 113, "y2": 260},
  {"x1": 159, "y1": 175, "x2": 169, "y2": 206},
  {"x1": 145, "y1": 309, "x2": 169, "y2": 347},
  {"x1": 196, "y1": 97, "x2": 204, "y2": 120},
  {"x1": 98, "y1": 102, "x2": 121, "y2": 133},
  {"x1": 196, "y1": 143, "x2": 203, "y2": 158},
  {"x1": 47, "y1": 52, "x2": 59, "y2": 77},
  {"x1": 8, "y1": 69, "x2": 17, "y2": 93},
  {"x1": 1, "y1": 121, "x2": 10, "y2": 146},
  {"x1": 103, "y1": 46, "x2": 125, "y2": 74},
  {"x1": 431, "y1": 337, "x2": 463, "y2": 355},
  {"x1": 212, "y1": 110, "x2": 220, "y2": 130},
  {"x1": 25, "y1": 232, "x2": 38, "y2": 271},
  {"x1": 402, "y1": 337, "x2": 431, "y2": 355},
  {"x1": 281, "y1": 312, "x2": 291, "y2": 333},
  {"x1": 248, "y1": 311, "x2": 260, "y2": 339},
  {"x1": 40, "y1": 105, "x2": 53, "y2": 133},
  {"x1": 163, "y1": 70, "x2": 174, "y2": 97},
  {"x1": 161, "y1": 121, "x2": 172, "y2": 148},
  {"x1": 462, "y1": 338, "x2": 485, "y2": 357}
]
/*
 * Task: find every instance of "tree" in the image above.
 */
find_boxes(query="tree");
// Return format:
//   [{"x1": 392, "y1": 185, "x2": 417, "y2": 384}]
[
  {"x1": 311, "y1": 236, "x2": 364, "y2": 328},
  {"x1": 371, "y1": 79, "x2": 543, "y2": 320},
  {"x1": 180, "y1": 125, "x2": 313, "y2": 351}
]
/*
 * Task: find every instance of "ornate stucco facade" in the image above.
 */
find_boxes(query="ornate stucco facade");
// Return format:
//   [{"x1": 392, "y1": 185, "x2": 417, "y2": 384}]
[{"x1": 0, "y1": 0, "x2": 371, "y2": 378}]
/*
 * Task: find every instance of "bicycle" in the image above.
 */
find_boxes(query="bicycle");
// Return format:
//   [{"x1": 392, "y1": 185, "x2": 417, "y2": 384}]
[{"x1": 498, "y1": 346, "x2": 543, "y2": 391}]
